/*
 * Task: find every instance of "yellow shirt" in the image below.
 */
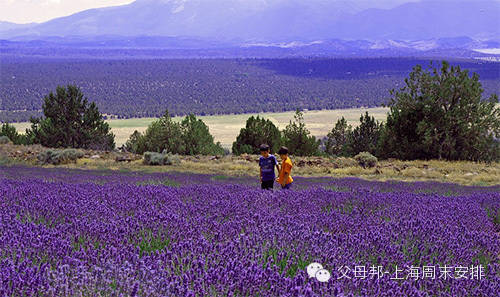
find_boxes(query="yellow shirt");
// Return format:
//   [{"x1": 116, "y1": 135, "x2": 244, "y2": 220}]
[{"x1": 278, "y1": 157, "x2": 293, "y2": 185}]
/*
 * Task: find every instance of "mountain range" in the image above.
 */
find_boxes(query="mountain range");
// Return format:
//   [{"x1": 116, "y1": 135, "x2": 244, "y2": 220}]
[
  {"x1": 1, "y1": 0, "x2": 498, "y2": 42},
  {"x1": 0, "y1": 0, "x2": 499, "y2": 59}
]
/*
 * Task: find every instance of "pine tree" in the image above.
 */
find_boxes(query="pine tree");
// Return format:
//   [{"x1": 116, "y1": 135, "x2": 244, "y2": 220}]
[
  {"x1": 324, "y1": 117, "x2": 352, "y2": 156},
  {"x1": 282, "y1": 109, "x2": 320, "y2": 156},
  {"x1": 379, "y1": 61, "x2": 499, "y2": 161},
  {"x1": 28, "y1": 85, "x2": 115, "y2": 150},
  {"x1": 232, "y1": 116, "x2": 282, "y2": 155},
  {"x1": 180, "y1": 114, "x2": 225, "y2": 155},
  {"x1": 347, "y1": 112, "x2": 383, "y2": 156}
]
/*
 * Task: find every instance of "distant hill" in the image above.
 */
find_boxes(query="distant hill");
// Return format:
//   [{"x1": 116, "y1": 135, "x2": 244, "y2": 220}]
[
  {"x1": 0, "y1": 0, "x2": 498, "y2": 41},
  {"x1": 1, "y1": 57, "x2": 498, "y2": 123},
  {"x1": 0, "y1": 21, "x2": 36, "y2": 33}
]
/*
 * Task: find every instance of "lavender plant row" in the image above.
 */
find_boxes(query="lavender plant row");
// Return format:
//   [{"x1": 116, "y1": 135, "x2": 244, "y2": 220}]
[{"x1": 0, "y1": 166, "x2": 499, "y2": 296}]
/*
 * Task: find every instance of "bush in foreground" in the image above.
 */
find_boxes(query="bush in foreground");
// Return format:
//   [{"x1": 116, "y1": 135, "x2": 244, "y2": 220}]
[
  {"x1": 354, "y1": 151, "x2": 378, "y2": 168},
  {"x1": 37, "y1": 149, "x2": 84, "y2": 165},
  {"x1": 0, "y1": 136, "x2": 11, "y2": 145},
  {"x1": 143, "y1": 151, "x2": 181, "y2": 166}
]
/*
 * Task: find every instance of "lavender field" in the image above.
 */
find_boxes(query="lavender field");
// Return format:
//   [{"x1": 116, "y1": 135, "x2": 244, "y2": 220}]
[{"x1": 1, "y1": 166, "x2": 499, "y2": 296}]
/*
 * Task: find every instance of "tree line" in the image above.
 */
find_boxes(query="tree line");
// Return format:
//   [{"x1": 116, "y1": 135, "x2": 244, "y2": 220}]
[{"x1": 1, "y1": 61, "x2": 499, "y2": 162}]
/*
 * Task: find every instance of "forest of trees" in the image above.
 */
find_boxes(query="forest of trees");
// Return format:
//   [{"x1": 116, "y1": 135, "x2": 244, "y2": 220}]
[{"x1": 1, "y1": 58, "x2": 498, "y2": 122}]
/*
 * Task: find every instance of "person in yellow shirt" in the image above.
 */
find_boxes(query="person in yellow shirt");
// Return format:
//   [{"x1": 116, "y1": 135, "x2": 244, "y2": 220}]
[{"x1": 276, "y1": 146, "x2": 293, "y2": 190}]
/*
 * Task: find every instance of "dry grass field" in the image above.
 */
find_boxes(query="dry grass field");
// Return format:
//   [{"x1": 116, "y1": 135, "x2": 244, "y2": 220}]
[{"x1": 58, "y1": 156, "x2": 500, "y2": 186}]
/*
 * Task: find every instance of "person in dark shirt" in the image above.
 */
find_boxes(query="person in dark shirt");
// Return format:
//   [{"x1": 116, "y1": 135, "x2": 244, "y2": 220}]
[{"x1": 259, "y1": 144, "x2": 279, "y2": 190}]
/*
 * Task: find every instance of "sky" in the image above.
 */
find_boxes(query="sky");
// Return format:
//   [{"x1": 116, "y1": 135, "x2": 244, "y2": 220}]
[
  {"x1": 0, "y1": 0, "x2": 136, "y2": 23},
  {"x1": 0, "y1": 0, "x2": 492, "y2": 24}
]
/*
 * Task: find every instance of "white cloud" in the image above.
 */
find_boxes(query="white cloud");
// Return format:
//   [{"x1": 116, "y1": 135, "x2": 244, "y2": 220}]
[{"x1": 0, "y1": 0, "x2": 135, "y2": 23}]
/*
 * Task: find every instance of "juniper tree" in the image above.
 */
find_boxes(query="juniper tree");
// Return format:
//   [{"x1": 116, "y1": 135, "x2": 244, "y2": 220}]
[
  {"x1": 27, "y1": 85, "x2": 115, "y2": 150},
  {"x1": 324, "y1": 117, "x2": 352, "y2": 157},
  {"x1": 379, "y1": 61, "x2": 499, "y2": 161},
  {"x1": 282, "y1": 109, "x2": 320, "y2": 156},
  {"x1": 232, "y1": 116, "x2": 282, "y2": 155}
]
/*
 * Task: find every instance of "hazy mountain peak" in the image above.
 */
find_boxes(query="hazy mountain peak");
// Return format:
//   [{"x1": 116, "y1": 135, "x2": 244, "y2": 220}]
[{"x1": 0, "y1": 0, "x2": 497, "y2": 42}]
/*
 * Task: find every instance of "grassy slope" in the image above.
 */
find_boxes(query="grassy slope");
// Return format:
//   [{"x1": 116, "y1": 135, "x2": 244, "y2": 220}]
[{"x1": 12, "y1": 107, "x2": 390, "y2": 148}]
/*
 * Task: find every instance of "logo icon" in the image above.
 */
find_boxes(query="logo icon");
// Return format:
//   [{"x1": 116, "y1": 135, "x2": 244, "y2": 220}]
[{"x1": 307, "y1": 262, "x2": 331, "y2": 282}]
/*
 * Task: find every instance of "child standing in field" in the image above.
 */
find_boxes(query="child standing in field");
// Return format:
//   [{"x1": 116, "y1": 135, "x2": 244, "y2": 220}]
[
  {"x1": 259, "y1": 144, "x2": 280, "y2": 190},
  {"x1": 277, "y1": 146, "x2": 293, "y2": 190}
]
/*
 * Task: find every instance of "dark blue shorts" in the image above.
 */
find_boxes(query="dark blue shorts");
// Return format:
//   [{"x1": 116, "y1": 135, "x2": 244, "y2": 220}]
[{"x1": 261, "y1": 180, "x2": 274, "y2": 190}]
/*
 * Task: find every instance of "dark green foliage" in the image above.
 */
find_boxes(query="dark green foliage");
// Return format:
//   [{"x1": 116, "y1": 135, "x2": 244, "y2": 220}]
[
  {"x1": 180, "y1": 114, "x2": 225, "y2": 155},
  {"x1": 136, "y1": 229, "x2": 171, "y2": 258},
  {"x1": 354, "y1": 152, "x2": 378, "y2": 168},
  {"x1": 379, "y1": 61, "x2": 499, "y2": 162},
  {"x1": 232, "y1": 116, "x2": 282, "y2": 155},
  {"x1": 123, "y1": 130, "x2": 147, "y2": 154},
  {"x1": 347, "y1": 112, "x2": 384, "y2": 156},
  {"x1": 143, "y1": 151, "x2": 181, "y2": 166},
  {"x1": 144, "y1": 110, "x2": 184, "y2": 154},
  {"x1": 323, "y1": 114, "x2": 382, "y2": 157},
  {"x1": 27, "y1": 85, "x2": 115, "y2": 150},
  {"x1": 126, "y1": 111, "x2": 223, "y2": 156},
  {"x1": 37, "y1": 149, "x2": 84, "y2": 165},
  {"x1": 282, "y1": 110, "x2": 320, "y2": 156},
  {"x1": 124, "y1": 111, "x2": 183, "y2": 155},
  {"x1": 0, "y1": 123, "x2": 27, "y2": 145},
  {"x1": 324, "y1": 117, "x2": 352, "y2": 157}
]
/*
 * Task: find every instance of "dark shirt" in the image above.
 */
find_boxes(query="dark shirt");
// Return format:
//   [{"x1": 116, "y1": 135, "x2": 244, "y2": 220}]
[{"x1": 259, "y1": 155, "x2": 277, "y2": 181}]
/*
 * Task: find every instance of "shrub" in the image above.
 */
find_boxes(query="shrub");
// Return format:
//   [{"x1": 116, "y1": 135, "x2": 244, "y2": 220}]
[
  {"x1": 60, "y1": 149, "x2": 85, "y2": 162},
  {"x1": 143, "y1": 151, "x2": 181, "y2": 166},
  {"x1": 37, "y1": 149, "x2": 84, "y2": 165},
  {"x1": 0, "y1": 136, "x2": 11, "y2": 145},
  {"x1": 354, "y1": 152, "x2": 378, "y2": 168},
  {"x1": 163, "y1": 151, "x2": 181, "y2": 165},
  {"x1": 332, "y1": 157, "x2": 358, "y2": 168},
  {"x1": 143, "y1": 152, "x2": 163, "y2": 166}
]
